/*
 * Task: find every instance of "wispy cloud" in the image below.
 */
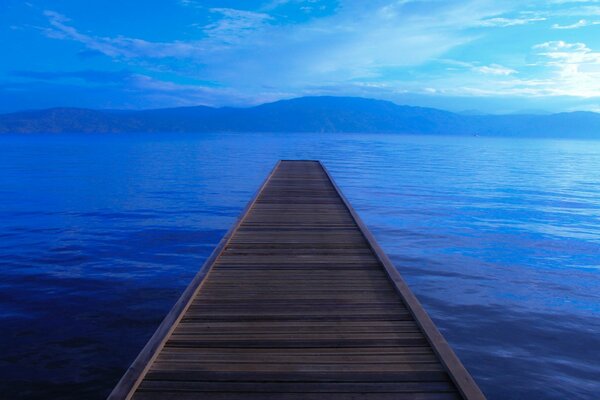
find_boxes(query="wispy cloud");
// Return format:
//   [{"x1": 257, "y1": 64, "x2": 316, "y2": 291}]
[
  {"x1": 11, "y1": 69, "x2": 133, "y2": 84},
  {"x1": 477, "y1": 16, "x2": 546, "y2": 27},
  {"x1": 508, "y1": 41, "x2": 600, "y2": 98},
  {"x1": 440, "y1": 59, "x2": 517, "y2": 76},
  {"x1": 534, "y1": 40, "x2": 600, "y2": 64},
  {"x1": 42, "y1": 10, "x2": 203, "y2": 59},
  {"x1": 360, "y1": 39, "x2": 600, "y2": 102},
  {"x1": 127, "y1": 74, "x2": 279, "y2": 106},
  {"x1": 475, "y1": 64, "x2": 517, "y2": 75},
  {"x1": 178, "y1": 0, "x2": 203, "y2": 8},
  {"x1": 39, "y1": 2, "x2": 508, "y2": 88},
  {"x1": 204, "y1": 8, "x2": 272, "y2": 43},
  {"x1": 14, "y1": 0, "x2": 600, "y2": 112},
  {"x1": 552, "y1": 19, "x2": 600, "y2": 28}
]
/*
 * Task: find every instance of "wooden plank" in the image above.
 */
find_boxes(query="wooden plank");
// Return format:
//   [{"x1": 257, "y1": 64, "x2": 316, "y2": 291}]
[
  {"x1": 148, "y1": 362, "x2": 446, "y2": 373},
  {"x1": 142, "y1": 370, "x2": 452, "y2": 383},
  {"x1": 110, "y1": 160, "x2": 485, "y2": 400},
  {"x1": 133, "y1": 392, "x2": 461, "y2": 400},
  {"x1": 155, "y1": 352, "x2": 437, "y2": 363},
  {"x1": 138, "y1": 380, "x2": 455, "y2": 393}
]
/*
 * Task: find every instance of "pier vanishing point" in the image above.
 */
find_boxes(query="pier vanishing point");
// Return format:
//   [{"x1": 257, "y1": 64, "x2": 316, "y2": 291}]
[{"x1": 109, "y1": 160, "x2": 486, "y2": 400}]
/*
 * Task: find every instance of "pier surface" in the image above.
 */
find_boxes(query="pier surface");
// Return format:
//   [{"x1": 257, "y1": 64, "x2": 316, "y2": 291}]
[{"x1": 110, "y1": 160, "x2": 485, "y2": 400}]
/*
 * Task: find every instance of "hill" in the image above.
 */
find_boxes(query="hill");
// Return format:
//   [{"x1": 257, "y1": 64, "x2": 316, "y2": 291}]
[{"x1": 1, "y1": 96, "x2": 599, "y2": 138}]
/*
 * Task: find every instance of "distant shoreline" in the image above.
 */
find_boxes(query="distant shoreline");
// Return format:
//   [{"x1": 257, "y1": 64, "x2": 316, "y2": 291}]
[{"x1": 1, "y1": 96, "x2": 599, "y2": 138}]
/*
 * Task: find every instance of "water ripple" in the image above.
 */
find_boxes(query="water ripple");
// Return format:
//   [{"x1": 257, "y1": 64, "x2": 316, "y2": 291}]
[{"x1": 0, "y1": 133, "x2": 599, "y2": 399}]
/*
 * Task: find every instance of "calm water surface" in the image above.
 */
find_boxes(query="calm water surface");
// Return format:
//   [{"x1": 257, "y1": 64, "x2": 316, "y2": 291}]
[{"x1": 0, "y1": 133, "x2": 599, "y2": 399}]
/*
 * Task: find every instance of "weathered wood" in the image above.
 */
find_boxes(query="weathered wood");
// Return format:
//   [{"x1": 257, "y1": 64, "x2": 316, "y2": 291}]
[
  {"x1": 109, "y1": 160, "x2": 485, "y2": 400},
  {"x1": 138, "y1": 380, "x2": 455, "y2": 392},
  {"x1": 133, "y1": 392, "x2": 462, "y2": 400}
]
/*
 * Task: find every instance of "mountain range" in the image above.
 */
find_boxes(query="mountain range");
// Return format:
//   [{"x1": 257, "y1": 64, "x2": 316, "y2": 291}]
[{"x1": 1, "y1": 96, "x2": 599, "y2": 138}]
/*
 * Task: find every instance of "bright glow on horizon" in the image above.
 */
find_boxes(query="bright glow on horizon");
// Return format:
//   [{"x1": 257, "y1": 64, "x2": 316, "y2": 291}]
[{"x1": 2, "y1": 0, "x2": 600, "y2": 113}]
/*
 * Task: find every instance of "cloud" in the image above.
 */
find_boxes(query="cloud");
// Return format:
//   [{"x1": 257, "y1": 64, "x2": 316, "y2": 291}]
[
  {"x1": 27, "y1": 1, "x2": 600, "y2": 112},
  {"x1": 196, "y1": 0, "x2": 509, "y2": 86},
  {"x1": 0, "y1": 72, "x2": 277, "y2": 112},
  {"x1": 529, "y1": 41, "x2": 600, "y2": 97},
  {"x1": 33, "y1": 1, "x2": 508, "y2": 101},
  {"x1": 440, "y1": 59, "x2": 517, "y2": 76},
  {"x1": 11, "y1": 69, "x2": 133, "y2": 84},
  {"x1": 126, "y1": 74, "x2": 273, "y2": 106},
  {"x1": 261, "y1": 0, "x2": 331, "y2": 12},
  {"x1": 178, "y1": 0, "x2": 201, "y2": 7},
  {"x1": 552, "y1": 19, "x2": 600, "y2": 28},
  {"x1": 475, "y1": 64, "x2": 517, "y2": 75},
  {"x1": 204, "y1": 8, "x2": 272, "y2": 43},
  {"x1": 363, "y1": 40, "x2": 600, "y2": 101},
  {"x1": 430, "y1": 42, "x2": 600, "y2": 99},
  {"x1": 534, "y1": 40, "x2": 600, "y2": 64},
  {"x1": 42, "y1": 10, "x2": 202, "y2": 59},
  {"x1": 477, "y1": 16, "x2": 546, "y2": 27}
]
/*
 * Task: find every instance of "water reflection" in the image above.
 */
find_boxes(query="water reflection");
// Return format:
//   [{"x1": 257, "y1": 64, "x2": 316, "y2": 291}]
[{"x1": 0, "y1": 133, "x2": 598, "y2": 399}]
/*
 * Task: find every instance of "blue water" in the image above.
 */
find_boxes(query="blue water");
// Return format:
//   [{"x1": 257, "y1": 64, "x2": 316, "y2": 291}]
[{"x1": 0, "y1": 133, "x2": 599, "y2": 399}]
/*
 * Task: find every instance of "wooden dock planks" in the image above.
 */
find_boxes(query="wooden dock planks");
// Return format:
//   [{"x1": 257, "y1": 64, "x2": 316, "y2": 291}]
[{"x1": 109, "y1": 160, "x2": 485, "y2": 400}]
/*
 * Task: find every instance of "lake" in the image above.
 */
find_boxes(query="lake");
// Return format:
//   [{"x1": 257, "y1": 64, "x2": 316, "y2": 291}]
[{"x1": 0, "y1": 132, "x2": 599, "y2": 399}]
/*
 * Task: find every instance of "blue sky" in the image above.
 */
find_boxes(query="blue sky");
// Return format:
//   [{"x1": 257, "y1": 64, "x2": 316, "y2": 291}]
[{"x1": 2, "y1": 0, "x2": 600, "y2": 113}]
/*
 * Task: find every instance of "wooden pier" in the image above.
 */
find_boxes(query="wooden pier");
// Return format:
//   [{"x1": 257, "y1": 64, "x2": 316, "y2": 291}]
[{"x1": 109, "y1": 160, "x2": 485, "y2": 400}]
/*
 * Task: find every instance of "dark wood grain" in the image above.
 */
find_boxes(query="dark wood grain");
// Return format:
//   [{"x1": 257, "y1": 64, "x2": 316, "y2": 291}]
[{"x1": 110, "y1": 160, "x2": 485, "y2": 400}]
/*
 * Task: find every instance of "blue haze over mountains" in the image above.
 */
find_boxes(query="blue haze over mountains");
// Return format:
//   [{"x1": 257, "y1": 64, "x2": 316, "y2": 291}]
[{"x1": 1, "y1": 96, "x2": 599, "y2": 138}]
